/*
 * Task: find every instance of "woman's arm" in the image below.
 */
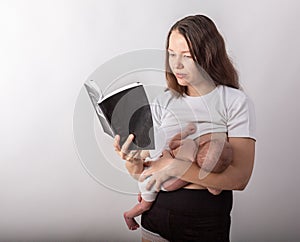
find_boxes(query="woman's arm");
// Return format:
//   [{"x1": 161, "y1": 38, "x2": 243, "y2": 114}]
[{"x1": 141, "y1": 137, "x2": 255, "y2": 191}]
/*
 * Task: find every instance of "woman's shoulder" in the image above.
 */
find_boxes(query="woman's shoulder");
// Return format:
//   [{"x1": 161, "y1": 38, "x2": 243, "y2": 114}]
[
  {"x1": 218, "y1": 85, "x2": 247, "y2": 98},
  {"x1": 152, "y1": 88, "x2": 177, "y2": 106},
  {"x1": 217, "y1": 85, "x2": 251, "y2": 106}
]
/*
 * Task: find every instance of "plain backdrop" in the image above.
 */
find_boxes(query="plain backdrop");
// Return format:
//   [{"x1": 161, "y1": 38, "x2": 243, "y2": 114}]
[{"x1": 1, "y1": 0, "x2": 300, "y2": 241}]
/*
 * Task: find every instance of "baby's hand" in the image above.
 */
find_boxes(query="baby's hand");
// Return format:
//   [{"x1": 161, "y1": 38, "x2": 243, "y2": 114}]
[{"x1": 169, "y1": 123, "x2": 196, "y2": 150}]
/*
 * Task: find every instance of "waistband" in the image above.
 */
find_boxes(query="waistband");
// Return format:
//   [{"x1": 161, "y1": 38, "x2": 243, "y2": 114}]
[{"x1": 153, "y1": 188, "x2": 233, "y2": 215}]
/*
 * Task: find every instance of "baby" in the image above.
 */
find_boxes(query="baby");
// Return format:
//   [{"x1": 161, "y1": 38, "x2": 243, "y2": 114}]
[{"x1": 124, "y1": 124, "x2": 233, "y2": 230}]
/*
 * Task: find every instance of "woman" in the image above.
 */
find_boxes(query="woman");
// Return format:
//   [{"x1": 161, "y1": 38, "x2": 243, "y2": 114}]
[{"x1": 115, "y1": 14, "x2": 256, "y2": 242}]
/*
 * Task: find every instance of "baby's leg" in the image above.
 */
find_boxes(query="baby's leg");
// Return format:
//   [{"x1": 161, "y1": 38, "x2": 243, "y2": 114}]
[
  {"x1": 123, "y1": 175, "x2": 157, "y2": 230},
  {"x1": 123, "y1": 199, "x2": 153, "y2": 230}
]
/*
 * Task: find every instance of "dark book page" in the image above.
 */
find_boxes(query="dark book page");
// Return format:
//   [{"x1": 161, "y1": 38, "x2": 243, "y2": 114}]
[{"x1": 99, "y1": 84, "x2": 155, "y2": 150}]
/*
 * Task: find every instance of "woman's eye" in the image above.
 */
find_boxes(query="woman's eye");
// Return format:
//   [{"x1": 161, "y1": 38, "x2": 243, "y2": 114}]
[
  {"x1": 169, "y1": 53, "x2": 176, "y2": 57},
  {"x1": 183, "y1": 55, "x2": 192, "y2": 58}
]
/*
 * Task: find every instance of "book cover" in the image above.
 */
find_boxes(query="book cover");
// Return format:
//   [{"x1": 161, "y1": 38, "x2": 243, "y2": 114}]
[{"x1": 84, "y1": 80, "x2": 155, "y2": 150}]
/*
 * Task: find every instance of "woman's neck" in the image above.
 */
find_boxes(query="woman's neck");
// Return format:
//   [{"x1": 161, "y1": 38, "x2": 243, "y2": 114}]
[{"x1": 186, "y1": 81, "x2": 216, "y2": 97}]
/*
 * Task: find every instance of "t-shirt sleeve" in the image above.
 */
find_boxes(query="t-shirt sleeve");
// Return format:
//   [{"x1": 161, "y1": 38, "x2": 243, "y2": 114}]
[{"x1": 226, "y1": 93, "x2": 256, "y2": 140}]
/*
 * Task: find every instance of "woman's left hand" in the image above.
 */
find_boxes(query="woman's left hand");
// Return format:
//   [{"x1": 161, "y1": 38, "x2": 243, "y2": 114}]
[{"x1": 140, "y1": 150, "x2": 191, "y2": 192}]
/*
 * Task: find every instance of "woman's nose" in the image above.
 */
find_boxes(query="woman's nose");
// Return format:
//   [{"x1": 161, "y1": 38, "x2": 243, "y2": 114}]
[{"x1": 173, "y1": 57, "x2": 184, "y2": 69}]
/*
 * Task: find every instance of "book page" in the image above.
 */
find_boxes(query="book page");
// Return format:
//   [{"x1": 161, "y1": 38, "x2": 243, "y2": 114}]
[{"x1": 84, "y1": 81, "x2": 113, "y2": 137}]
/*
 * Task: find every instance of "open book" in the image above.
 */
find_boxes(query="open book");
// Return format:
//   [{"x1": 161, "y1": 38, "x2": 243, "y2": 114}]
[{"x1": 84, "y1": 80, "x2": 155, "y2": 150}]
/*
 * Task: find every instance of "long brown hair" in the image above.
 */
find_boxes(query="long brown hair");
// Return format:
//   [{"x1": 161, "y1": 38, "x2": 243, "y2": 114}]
[{"x1": 165, "y1": 14, "x2": 239, "y2": 95}]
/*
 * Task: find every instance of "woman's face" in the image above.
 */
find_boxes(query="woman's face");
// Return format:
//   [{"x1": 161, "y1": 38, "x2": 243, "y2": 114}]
[{"x1": 168, "y1": 30, "x2": 203, "y2": 92}]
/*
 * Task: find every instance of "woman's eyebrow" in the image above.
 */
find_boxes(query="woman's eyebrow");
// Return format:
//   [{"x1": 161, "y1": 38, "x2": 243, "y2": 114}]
[{"x1": 168, "y1": 48, "x2": 190, "y2": 53}]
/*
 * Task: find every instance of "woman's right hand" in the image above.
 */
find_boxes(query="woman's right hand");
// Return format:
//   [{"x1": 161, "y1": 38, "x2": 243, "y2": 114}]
[
  {"x1": 113, "y1": 134, "x2": 147, "y2": 178},
  {"x1": 113, "y1": 134, "x2": 143, "y2": 163}
]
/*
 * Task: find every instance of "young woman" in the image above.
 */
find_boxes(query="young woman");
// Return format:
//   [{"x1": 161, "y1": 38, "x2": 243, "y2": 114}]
[{"x1": 114, "y1": 14, "x2": 256, "y2": 242}]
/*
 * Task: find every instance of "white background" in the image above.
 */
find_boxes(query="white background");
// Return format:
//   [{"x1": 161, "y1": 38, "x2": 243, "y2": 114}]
[{"x1": 1, "y1": 0, "x2": 300, "y2": 241}]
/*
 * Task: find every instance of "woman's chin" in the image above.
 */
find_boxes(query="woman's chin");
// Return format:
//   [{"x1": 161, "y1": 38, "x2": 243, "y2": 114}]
[{"x1": 177, "y1": 78, "x2": 189, "y2": 86}]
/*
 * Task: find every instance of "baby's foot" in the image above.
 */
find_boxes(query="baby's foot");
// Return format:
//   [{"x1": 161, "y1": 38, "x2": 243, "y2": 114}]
[{"x1": 123, "y1": 213, "x2": 140, "y2": 230}]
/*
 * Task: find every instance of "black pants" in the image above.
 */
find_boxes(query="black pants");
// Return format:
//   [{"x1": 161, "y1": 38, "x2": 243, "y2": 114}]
[{"x1": 141, "y1": 189, "x2": 233, "y2": 242}]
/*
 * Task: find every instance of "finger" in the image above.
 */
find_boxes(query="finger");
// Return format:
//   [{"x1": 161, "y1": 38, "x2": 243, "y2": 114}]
[
  {"x1": 113, "y1": 135, "x2": 121, "y2": 151},
  {"x1": 155, "y1": 179, "x2": 162, "y2": 192},
  {"x1": 124, "y1": 150, "x2": 139, "y2": 162},
  {"x1": 130, "y1": 150, "x2": 138, "y2": 159},
  {"x1": 138, "y1": 192, "x2": 142, "y2": 203},
  {"x1": 121, "y1": 134, "x2": 135, "y2": 154},
  {"x1": 146, "y1": 177, "x2": 156, "y2": 191},
  {"x1": 169, "y1": 140, "x2": 181, "y2": 150},
  {"x1": 125, "y1": 155, "x2": 138, "y2": 162},
  {"x1": 125, "y1": 156, "x2": 133, "y2": 161},
  {"x1": 161, "y1": 150, "x2": 172, "y2": 158},
  {"x1": 143, "y1": 161, "x2": 152, "y2": 167},
  {"x1": 169, "y1": 132, "x2": 182, "y2": 144},
  {"x1": 139, "y1": 170, "x2": 149, "y2": 182},
  {"x1": 133, "y1": 150, "x2": 142, "y2": 160}
]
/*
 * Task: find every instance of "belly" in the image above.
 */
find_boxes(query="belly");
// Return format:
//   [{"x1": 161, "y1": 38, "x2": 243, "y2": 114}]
[{"x1": 183, "y1": 183, "x2": 206, "y2": 189}]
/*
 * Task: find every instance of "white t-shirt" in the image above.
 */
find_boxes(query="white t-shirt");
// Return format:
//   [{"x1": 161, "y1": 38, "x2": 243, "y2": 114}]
[{"x1": 149, "y1": 85, "x2": 256, "y2": 159}]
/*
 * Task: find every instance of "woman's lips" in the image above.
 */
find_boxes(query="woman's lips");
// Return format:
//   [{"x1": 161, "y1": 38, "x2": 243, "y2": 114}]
[{"x1": 175, "y1": 73, "x2": 187, "y2": 79}]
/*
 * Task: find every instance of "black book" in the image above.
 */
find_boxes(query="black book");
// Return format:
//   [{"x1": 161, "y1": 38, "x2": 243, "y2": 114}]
[{"x1": 84, "y1": 80, "x2": 155, "y2": 150}]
